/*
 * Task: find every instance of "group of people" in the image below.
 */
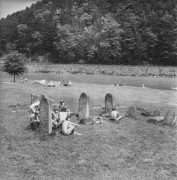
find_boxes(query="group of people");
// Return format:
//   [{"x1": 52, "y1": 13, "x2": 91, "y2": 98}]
[{"x1": 29, "y1": 100, "x2": 81, "y2": 135}]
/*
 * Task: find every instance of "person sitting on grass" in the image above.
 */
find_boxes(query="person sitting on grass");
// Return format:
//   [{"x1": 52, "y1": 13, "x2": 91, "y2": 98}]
[
  {"x1": 62, "y1": 117, "x2": 82, "y2": 136},
  {"x1": 58, "y1": 100, "x2": 66, "y2": 112},
  {"x1": 29, "y1": 111, "x2": 40, "y2": 130},
  {"x1": 58, "y1": 100, "x2": 73, "y2": 117},
  {"x1": 111, "y1": 108, "x2": 123, "y2": 121},
  {"x1": 52, "y1": 108, "x2": 72, "y2": 129}
]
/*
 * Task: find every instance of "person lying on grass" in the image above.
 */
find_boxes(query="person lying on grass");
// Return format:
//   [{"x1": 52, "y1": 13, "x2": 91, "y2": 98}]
[
  {"x1": 62, "y1": 117, "x2": 82, "y2": 136},
  {"x1": 111, "y1": 108, "x2": 123, "y2": 121}
]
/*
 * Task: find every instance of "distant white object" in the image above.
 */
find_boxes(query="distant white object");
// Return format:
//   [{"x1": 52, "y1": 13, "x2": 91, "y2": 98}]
[
  {"x1": 25, "y1": 78, "x2": 28, "y2": 82},
  {"x1": 68, "y1": 80, "x2": 72, "y2": 86},
  {"x1": 172, "y1": 87, "x2": 177, "y2": 90},
  {"x1": 47, "y1": 81, "x2": 55, "y2": 87},
  {"x1": 111, "y1": 84, "x2": 119, "y2": 86},
  {"x1": 149, "y1": 116, "x2": 164, "y2": 121},
  {"x1": 35, "y1": 79, "x2": 47, "y2": 86},
  {"x1": 142, "y1": 84, "x2": 145, "y2": 88}
]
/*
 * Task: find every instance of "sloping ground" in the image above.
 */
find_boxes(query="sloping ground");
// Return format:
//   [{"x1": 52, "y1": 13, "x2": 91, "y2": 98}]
[{"x1": 0, "y1": 77, "x2": 177, "y2": 180}]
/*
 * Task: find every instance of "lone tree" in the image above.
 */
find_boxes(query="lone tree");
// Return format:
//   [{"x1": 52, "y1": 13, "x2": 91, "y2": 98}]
[{"x1": 3, "y1": 51, "x2": 27, "y2": 82}]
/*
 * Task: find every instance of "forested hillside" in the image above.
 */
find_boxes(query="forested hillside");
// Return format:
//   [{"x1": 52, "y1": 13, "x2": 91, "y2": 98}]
[{"x1": 0, "y1": 0, "x2": 177, "y2": 65}]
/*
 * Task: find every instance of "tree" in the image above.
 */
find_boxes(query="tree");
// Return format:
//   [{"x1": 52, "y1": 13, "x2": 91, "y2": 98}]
[{"x1": 3, "y1": 51, "x2": 27, "y2": 82}]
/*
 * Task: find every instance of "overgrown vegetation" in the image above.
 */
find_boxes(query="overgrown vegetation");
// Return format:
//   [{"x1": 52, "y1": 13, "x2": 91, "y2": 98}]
[{"x1": 0, "y1": 0, "x2": 177, "y2": 65}]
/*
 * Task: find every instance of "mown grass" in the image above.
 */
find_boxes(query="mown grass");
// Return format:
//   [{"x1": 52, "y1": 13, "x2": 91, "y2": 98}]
[{"x1": 0, "y1": 74, "x2": 177, "y2": 180}]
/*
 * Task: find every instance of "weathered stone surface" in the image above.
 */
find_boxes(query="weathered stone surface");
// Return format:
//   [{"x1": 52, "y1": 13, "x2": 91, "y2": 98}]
[
  {"x1": 39, "y1": 94, "x2": 52, "y2": 135},
  {"x1": 152, "y1": 110, "x2": 161, "y2": 117},
  {"x1": 126, "y1": 106, "x2": 136, "y2": 118},
  {"x1": 31, "y1": 94, "x2": 40, "y2": 105},
  {"x1": 78, "y1": 93, "x2": 89, "y2": 120},
  {"x1": 163, "y1": 110, "x2": 176, "y2": 126},
  {"x1": 105, "y1": 93, "x2": 113, "y2": 114}
]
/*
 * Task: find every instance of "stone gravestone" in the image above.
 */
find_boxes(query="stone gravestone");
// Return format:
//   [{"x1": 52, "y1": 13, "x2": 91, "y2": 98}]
[
  {"x1": 105, "y1": 93, "x2": 113, "y2": 113},
  {"x1": 31, "y1": 94, "x2": 40, "y2": 105},
  {"x1": 78, "y1": 93, "x2": 89, "y2": 120},
  {"x1": 163, "y1": 110, "x2": 176, "y2": 126},
  {"x1": 39, "y1": 94, "x2": 52, "y2": 135},
  {"x1": 126, "y1": 106, "x2": 136, "y2": 118},
  {"x1": 152, "y1": 109, "x2": 161, "y2": 117}
]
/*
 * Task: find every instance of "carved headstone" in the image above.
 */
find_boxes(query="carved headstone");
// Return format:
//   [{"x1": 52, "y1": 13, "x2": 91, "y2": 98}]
[
  {"x1": 152, "y1": 110, "x2": 161, "y2": 117},
  {"x1": 163, "y1": 110, "x2": 176, "y2": 126},
  {"x1": 105, "y1": 93, "x2": 113, "y2": 113},
  {"x1": 31, "y1": 94, "x2": 40, "y2": 105},
  {"x1": 78, "y1": 93, "x2": 89, "y2": 120},
  {"x1": 39, "y1": 94, "x2": 52, "y2": 135},
  {"x1": 126, "y1": 106, "x2": 136, "y2": 118}
]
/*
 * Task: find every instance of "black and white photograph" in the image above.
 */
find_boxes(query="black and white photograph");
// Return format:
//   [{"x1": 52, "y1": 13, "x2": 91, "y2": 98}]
[{"x1": 0, "y1": 0, "x2": 177, "y2": 179}]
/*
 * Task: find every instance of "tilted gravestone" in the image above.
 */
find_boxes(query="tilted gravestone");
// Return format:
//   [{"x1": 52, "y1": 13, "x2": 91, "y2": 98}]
[
  {"x1": 31, "y1": 94, "x2": 40, "y2": 105},
  {"x1": 39, "y1": 94, "x2": 53, "y2": 135},
  {"x1": 152, "y1": 110, "x2": 161, "y2": 117},
  {"x1": 105, "y1": 93, "x2": 113, "y2": 113},
  {"x1": 126, "y1": 106, "x2": 136, "y2": 118},
  {"x1": 163, "y1": 110, "x2": 176, "y2": 126},
  {"x1": 78, "y1": 93, "x2": 89, "y2": 120}
]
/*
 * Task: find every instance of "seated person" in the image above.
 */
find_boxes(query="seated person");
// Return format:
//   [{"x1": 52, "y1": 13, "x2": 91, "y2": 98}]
[
  {"x1": 62, "y1": 117, "x2": 81, "y2": 136},
  {"x1": 58, "y1": 100, "x2": 66, "y2": 111},
  {"x1": 58, "y1": 100, "x2": 72, "y2": 117},
  {"x1": 52, "y1": 110, "x2": 70, "y2": 129},
  {"x1": 111, "y1": 108, "x2": 123, "y2": 121},
  {"x1": 29, "y1": 111, "x2": 40, "y2": 129},
  {"x1": 30, "y1": 100, "x2": 40, "y2": 113}
]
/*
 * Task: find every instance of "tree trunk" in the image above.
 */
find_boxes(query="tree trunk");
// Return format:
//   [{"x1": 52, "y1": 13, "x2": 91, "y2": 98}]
[{"x1": 13, "y1": 74, "x2": 15, "y2": 82}]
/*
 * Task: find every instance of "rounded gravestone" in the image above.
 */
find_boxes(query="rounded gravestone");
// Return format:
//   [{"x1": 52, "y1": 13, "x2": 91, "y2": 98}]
[
  {"x1": 31, "y1": 94, "x2": 40, "y2": 105},
  {"x1": 39, "y1": 94, "x2": 52, "y2": 135},
  {"x1": 78, "y1": 93, "x2": 89, "y2": 120},
  {"x1": 105, "y1": 93, "x2": 113, "y2": 113}
]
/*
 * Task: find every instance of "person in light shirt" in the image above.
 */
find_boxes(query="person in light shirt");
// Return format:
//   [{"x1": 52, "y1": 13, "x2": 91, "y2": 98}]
[
  {"x1": 62, "y1": 117, "x2": 82, "y2": 136},
  {"x1": 111, "y1": 108, "x2": 123, "y2": 121},
  {"x1": 30, "y1": 100, "x2": 40, "y2": 113}
]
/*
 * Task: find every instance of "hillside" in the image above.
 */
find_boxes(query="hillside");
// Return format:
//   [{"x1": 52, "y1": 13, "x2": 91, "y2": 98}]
[{"x1": 0, "y1": 0, "x2": 177, "y2": 65}]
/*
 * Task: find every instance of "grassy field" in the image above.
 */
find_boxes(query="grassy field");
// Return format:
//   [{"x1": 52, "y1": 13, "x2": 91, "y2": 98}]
[{"x1": 0, "y1": 73, "x2": 177, "y2": 180}]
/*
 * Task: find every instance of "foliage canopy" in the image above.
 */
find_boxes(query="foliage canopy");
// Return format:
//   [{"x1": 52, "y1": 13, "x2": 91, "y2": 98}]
[
  {"x1": 3, "y1": 51, "x2": 27, "y2": 82},
  {"x1": 0, "y1": 0, "x2": 177, "y2": 65}
]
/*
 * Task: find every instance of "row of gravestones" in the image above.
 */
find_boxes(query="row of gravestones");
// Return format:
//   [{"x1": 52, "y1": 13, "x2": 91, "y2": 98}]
[
  {"x1": 31, "y1": 93, "x2": 113, "y2": 135},
  {"x1": 31, "y1": 92, "x2": 176, "y2": 135}
]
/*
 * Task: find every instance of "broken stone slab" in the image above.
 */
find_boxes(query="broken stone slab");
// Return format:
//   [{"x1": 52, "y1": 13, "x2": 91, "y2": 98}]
[
  {"x1": 163, "y1": 110, "x2": 176, "y2": 126},
  {"x1": 126, "y1": 106, "x2": 137, "y2": 118}
]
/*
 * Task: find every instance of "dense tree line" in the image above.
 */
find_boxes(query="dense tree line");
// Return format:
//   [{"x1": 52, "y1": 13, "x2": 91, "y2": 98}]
[{"x1": 0, "y1": 0, "x2": 177, "y2": 65}]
